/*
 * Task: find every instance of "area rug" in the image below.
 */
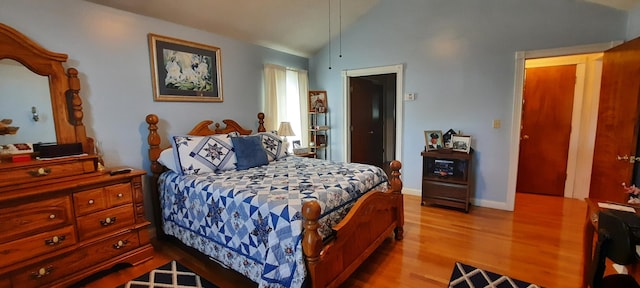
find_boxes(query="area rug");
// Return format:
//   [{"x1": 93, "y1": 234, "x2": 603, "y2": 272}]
[
  {"x1": 117, "y1": 260, "x2": 218, "y2": 288},
  {"x1": 448, "y1": 262, "x2": 542, "y2": 288}
]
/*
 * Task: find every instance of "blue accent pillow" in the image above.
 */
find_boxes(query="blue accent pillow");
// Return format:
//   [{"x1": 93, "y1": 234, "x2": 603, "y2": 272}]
[{"x1": 231, "y1": 135, "x2": 269, "y2": 170}]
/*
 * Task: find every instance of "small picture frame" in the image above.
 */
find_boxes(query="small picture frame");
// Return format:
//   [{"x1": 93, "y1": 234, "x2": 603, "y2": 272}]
[
  {"x1": 309, "y1": 90, "x2": 327, "y2": 113},
  {"x1": 424, "y1": 130, "x2": 443, "y2": 151},
  {"x1": 452, "y1": 135, "x2": 471, "y2": 153},
  {"x1": 292, "y1": 140, "x2": 301, "y2": 149},
  {"x1": 443, "y1": 129, "x2": 457, "y2": 148}
]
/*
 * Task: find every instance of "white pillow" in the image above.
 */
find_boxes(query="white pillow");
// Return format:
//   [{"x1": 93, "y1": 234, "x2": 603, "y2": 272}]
[
  {"x1": 157, "y1": 148, "x2": 180, "y2": 173},
  {"x1": 256, "y1": 132, "x2": 287, "y2": 161},
  {"x1": 170, "y1": 134, "x2": 237, "y2": 175}
]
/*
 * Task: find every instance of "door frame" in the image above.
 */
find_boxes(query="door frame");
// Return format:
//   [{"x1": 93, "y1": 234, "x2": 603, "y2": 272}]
[
  {"x1": 506, "y1": 41, "x2": 621, "y2": 211},
  {"x1": 341, "y1": 64, "x2": 404, "y2": 163}
]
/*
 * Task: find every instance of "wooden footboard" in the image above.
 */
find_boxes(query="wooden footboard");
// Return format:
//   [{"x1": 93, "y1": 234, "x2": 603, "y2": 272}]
[
  {"x1": 145, "y1": 113, "x2": 404, "y2": 288},
  {"x1": 303, "y1": 161, "x2": 404, "y2": 288}
]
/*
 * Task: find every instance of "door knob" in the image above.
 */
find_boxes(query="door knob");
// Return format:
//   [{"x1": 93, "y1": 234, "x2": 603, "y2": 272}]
[
  {"x1": 616, "y1": 155, "x2": 640, "y2": 163},
  {"x1": 368, "y1": 131, "x2": 374, "y2": 134},
  {"x1": 520, "y1": 135, "x2": 529, "y2": 140}
]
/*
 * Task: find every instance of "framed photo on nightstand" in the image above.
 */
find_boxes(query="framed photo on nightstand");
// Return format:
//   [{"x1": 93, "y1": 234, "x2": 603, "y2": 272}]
[{"x1": 452, "y1": 135, "x2": 471, "y2": 153}]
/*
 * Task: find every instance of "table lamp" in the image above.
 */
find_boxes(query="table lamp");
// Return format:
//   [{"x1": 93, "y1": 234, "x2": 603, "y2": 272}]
[{"x1": 277, "y1": 122, "x2": 295, "y2": 153}]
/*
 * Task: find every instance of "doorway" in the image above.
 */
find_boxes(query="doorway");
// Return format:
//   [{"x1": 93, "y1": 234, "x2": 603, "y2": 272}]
[
  {"x1": 349, "y1": 74, "x2": 395, "y2": 171},
  {"x1": 516, "y1": 64, "x2": 577, "y2": 196},
  {"x1": 506, "y1": 42, "x2": 620, "y2": 211},
  {"x1": 342, "y1": 65, "x2": 405, "y2": 168}
]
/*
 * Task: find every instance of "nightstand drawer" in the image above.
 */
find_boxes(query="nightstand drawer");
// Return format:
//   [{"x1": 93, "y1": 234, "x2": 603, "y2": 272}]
[
  {"x1": 0, "y1": 196, "x2": 73, "y2": 244},
  {"x1": 422, "y1": 180, "x2": 467, "y2": 200},
  {"x1": 76, "y1": 204, "x2": 135, "y2": 241},
  {"x1": 0, "y1": 225, "x2": 76, "y2": 268}
]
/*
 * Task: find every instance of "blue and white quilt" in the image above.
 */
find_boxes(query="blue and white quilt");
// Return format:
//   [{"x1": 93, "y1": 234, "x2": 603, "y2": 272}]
[{"x1": 159, "y1": 156, "x2": 389, "y2": 288}]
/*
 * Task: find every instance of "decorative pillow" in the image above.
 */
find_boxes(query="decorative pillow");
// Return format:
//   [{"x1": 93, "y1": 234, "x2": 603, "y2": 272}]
[
  {"x1": 170, "y1": 134, "x2": 237, "y2": 175},
  {"x1": 256, "y1": 132, "x2": 287, "y2": 161},
  {"x1": 231, "y1": 135, "x2": 269, "y2": 170},
  {"x1": 157, "y1": 148, "x2": 179, "y2": 173}
]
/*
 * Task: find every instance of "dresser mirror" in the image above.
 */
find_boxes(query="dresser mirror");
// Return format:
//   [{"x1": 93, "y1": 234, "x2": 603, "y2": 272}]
[
  {"x1": 0, "y1": 58, "x2": 56, "y2": 145},
  {"x1": 0, "y1": 23, "x2": 91, "y2": 158}
]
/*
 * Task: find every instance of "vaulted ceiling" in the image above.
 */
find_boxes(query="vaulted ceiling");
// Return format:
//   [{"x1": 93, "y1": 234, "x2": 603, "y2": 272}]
[{"x1": 85, "y1": 0, "x2": 639, "y2": 57}]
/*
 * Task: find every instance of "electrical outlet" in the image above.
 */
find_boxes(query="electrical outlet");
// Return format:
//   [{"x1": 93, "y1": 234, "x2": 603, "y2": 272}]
[{"x1": 492, "y1": 119, "x2": 501, "y2": 129}]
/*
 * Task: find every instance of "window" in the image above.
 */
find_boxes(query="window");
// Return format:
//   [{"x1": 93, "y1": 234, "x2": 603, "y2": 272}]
[{"x1": 264, "y1": 64, "x2": 308, "y2": 150}]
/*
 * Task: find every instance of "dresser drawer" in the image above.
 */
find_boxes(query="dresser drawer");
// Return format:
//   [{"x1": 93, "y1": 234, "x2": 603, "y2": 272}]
[
  {"x1": 105, "y1": 182, "x2": 133, "y2": 207},
  {"x1": 422, "y1": 180, "x2": 468, "y2": 200},
  {"x1": 76, "y1": 204, "x2": 134, "y2": 241},
  {"x1": 0, "y1": 225, "x2": 76, "y2": 268},
  {"x1": 10, "y1": 230, "x2": 140, "y2": 288},
  {"x1": 73, "y1": 187, "x2": 108, "y2": 216},
  {"x1": 0, "y1": 196, "x2": 73, "y2": 244},
  {"x1": 0, "y1": 156, "x2": 96, "y2": 189}
]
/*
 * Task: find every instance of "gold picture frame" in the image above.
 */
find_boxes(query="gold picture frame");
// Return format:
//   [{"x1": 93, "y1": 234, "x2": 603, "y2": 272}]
[
  {"x1": 309, "y1": 90, "x2": 327, "y2": 112},
  {"x1": 148, "y1": 33, "x2": 223, "y2": 102}
]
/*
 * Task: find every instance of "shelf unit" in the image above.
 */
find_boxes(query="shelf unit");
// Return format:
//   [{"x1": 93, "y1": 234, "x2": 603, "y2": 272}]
[
  {"x1": 309, "y1": 111, "x2": 329, "y2": 159},
  {"x1": 420, "y1": 150, "x2": 473, "y2": 212}
]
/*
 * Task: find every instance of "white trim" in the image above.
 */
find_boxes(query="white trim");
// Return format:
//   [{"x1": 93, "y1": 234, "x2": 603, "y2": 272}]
[
  {"x1": 506, "y1": 41, "x2": 620, "y2": 211},
  {"x1": 342, "y1": 64, "x2": 404, "y2": 164}
]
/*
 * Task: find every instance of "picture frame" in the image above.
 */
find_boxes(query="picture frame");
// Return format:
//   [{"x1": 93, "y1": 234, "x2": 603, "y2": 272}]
[
  {"x1": 442, "y1": 129, "x2": 457, "y2": 148},
  {"x1": 452, "y1": 135, "x2": 471, "y2": 153},
  {"x1": 148, "y1": 33, "x2": 223, "y2": 102},
  {"x1": 424, "y1": 130, "x2": 443, "y2": 151},
  {"x1": 292, "y1": 140, "x2": 301, "y2": 149},
  {"x1": 309, "y1": 90, "x2": 327, "y2": 112}
]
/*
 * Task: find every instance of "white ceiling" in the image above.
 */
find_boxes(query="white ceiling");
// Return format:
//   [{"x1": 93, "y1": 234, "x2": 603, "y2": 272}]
[{"x1": 86, "y1": 0, "x2": 638, "y2": 58}]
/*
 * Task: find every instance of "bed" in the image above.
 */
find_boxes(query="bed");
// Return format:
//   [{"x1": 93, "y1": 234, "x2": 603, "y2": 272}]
[{"x1": 145, "y1": 112, "x2": 404, "y2": 288}]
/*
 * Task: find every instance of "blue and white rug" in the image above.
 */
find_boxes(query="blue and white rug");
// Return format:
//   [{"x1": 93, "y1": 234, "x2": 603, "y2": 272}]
[
  {"x1": 118, "y1": 260, "x2": 218, "y2": 288},
  {"x1": 448, "y1": 262, "x2": 542, "y2": 288}
]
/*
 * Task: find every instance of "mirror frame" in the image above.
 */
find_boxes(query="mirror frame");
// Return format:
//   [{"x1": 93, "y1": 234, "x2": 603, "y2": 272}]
[{"x1": 0, "y1": 23, "x2": 91, "y2": 153}]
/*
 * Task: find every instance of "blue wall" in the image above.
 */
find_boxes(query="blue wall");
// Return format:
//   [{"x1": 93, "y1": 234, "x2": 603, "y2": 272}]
[
  {"x1": 309, "y1": 0, "x2": 628, "y2": 207},
  {"x1": 0, "y1": 0, "x2": 308, "y2": 172}
]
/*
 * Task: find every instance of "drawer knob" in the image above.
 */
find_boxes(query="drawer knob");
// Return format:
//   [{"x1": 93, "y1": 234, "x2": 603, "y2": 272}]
[
  {"x1": 100, "y1": 216, "x2": 117, "y2": 226},
  {"x1": 88, "y1": 199, "x2": 94, "y2": 205},
  {"x1": 28, "y1": 167, "x2": 51, "y2": 177},
  {"x1": 49, "y1": 214, "x2": 56, "y2": 219},
  {"x1": 113, "y1": 239, "x2": 129, "y2": 249},
  {"x1": 44, "y1": 235, "x2": 66, "y2": 246},
  {"x1": 30, "y1": 266, "x2": 54, "y2": 279},
  {"x1": 117, "y1": 193, "x2": 123, "y2": 198}
]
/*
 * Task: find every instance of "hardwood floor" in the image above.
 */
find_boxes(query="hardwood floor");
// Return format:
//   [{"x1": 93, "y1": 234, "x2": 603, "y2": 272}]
[{"x1": 83, "y1": 193, "x2": 588, "y2": 288}]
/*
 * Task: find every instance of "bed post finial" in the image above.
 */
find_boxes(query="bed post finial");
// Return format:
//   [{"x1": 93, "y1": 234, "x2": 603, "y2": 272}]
[
  {"x1": 146, "y1": 114, "x2": 163, "y2": 176},
  {"x1": 302, "y1": 200, "x2": 322, "y2": 263},
  {"x1": 257, "y1": 112, "x2": 266, "y2": 132},
  {"x1": 389, "y1": 160, "x2": 402, "y2": 193}
]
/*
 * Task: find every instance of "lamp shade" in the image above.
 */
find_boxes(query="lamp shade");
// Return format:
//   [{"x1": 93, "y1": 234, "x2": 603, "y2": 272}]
[{"x1": 277, "y1": 122, "x2": 295, "y2": 137}]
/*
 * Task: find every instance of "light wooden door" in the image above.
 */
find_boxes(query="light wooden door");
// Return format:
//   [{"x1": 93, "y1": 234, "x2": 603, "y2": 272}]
[
  {"x1": 590, "y1": 37, "x2": 640, "y2": 202},
  {"x1": 350, "y1": 77, "x2": 383, "y2": 167},
  {"x1": 516, "y1": 65, "x2": 577, "y2": 196}
]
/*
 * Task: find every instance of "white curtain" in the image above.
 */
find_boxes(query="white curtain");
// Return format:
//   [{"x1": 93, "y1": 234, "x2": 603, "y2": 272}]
[{"x1": 263, "y1": 64, "x2": 309, "y2": 146}]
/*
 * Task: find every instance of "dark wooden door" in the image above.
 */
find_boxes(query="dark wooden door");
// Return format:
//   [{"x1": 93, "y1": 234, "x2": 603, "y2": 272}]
[
  {"x1": 590, "y1": 37, "x2": 640, "y2": 202},
  {"x1": 516, "y1": 65, "x2": 576, "y2": 196},
  {"x1": 350, "y1": 77, "x2": 383, "y2": 167}
]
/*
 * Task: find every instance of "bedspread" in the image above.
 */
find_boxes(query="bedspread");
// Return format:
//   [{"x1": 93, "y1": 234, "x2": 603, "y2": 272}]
[{"x1": 159, "y1": 156, "x2": 388, "y2": 288}]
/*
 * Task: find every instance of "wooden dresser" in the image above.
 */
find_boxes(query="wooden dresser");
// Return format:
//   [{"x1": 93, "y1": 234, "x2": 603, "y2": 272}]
[
  {"x1": 0, "y1": 23, "x2": 153, "y2": 287},
  {"x1": 0, "y1": 156, "x2": 153, "y2": 288}
]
